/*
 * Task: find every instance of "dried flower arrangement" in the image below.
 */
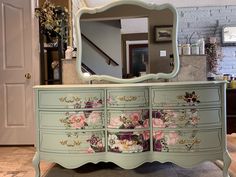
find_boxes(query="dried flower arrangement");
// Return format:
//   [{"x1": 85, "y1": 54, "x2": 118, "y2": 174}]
[
  {"x1": 35, "y1": 0, "x2": 68, "y2": 38},
  {"x1": 205, "y1": 37, "x2": 223, "y2": 74}
]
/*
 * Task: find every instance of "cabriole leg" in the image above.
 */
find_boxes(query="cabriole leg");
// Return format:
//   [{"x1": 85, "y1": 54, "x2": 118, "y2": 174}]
[
  {"x1": 223, "y1": 151, "x2": 231, "y2": 177},
  {"x1": 32, "y1": 152, "x2": 40, "y2": 177}
]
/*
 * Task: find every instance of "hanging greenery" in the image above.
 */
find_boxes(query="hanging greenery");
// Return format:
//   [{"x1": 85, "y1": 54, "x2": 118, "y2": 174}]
[{"x1": 35, "y1": 0, "x2": 68, "y2": 38}]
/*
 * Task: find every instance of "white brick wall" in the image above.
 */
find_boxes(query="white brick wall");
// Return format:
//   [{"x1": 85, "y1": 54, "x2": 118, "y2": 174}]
[{"x1": 177, "y1": 6, "x2": 236, "y2": 75}]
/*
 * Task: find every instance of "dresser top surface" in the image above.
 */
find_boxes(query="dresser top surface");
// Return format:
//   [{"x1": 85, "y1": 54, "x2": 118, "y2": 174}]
[{"x1": 34, "y1": 81, "x2": 227, "y2": 90}]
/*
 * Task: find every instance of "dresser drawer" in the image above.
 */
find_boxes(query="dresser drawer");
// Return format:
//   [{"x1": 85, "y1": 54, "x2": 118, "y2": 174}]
[
  {"x1": 38, "y1": 90, "x2": 104, "y2": 109},
  {"x1": 152, "y1": 108, "x2": 221, "y2": 128},
  {"x1": 39, "y1": 111, "x2": 104, "y2": 130},
  {"x1": 107, "y1": 88, "x2": 149, "y2": 108},
  {"x1": 108, "y1": 130, "x2": 150, "y2": 153},
  {"x1": 153, "y1": 128, "x2": 221, "y2": 152},
  {"x1": 40, "y1": 131, "x2": 105, "y2": 153},
  {"x1": 107, "y1": 110, "x2": 149, "y2": 129},
  {"x1": 152, "y1": 86, "x2": 221, "y2": 107}
]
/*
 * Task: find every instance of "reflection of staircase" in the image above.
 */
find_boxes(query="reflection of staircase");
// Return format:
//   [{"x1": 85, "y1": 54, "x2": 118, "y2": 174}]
[
  {"x1": 82, "y1": 62, "x2": 95, "y2": 75},
  {"x1": 80, "y1": 20, "x2": 122, "y2": 78},
  {"x1": 82, "y1": 33, "x2": 119, "y2": 66}
]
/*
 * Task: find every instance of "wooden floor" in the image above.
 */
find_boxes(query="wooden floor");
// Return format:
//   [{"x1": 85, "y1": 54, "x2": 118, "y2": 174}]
[{"x1": 0, "y1": 134, "x2": 235, "y2": 177}]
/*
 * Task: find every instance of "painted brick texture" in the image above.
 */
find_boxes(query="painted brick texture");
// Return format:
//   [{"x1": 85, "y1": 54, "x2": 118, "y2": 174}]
[{"x1": 177, "y1": 6, "x2": 236, "y2": 75}]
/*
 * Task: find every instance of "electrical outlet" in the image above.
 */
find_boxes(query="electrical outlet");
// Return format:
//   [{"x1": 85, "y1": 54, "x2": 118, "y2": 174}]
[{"x1": 160, "y1": 50, "x2": 167, "y2": 57}]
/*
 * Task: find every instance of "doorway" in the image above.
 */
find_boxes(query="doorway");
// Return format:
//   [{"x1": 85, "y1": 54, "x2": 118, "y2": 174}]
[
  {"x1": 127, "y1": 43, "x2": 148, "y2": 78},
  {"x1": 0, "y1": 0, "x2": 35, "y2": 144},
  {"x1": 121, "y1": 33, "x2": 148, "y2": 78}
]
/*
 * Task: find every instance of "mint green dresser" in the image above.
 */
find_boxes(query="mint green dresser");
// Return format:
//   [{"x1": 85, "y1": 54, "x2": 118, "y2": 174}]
[{"x1": 33, "y1": 81, "x2": 231, "y2": 177}]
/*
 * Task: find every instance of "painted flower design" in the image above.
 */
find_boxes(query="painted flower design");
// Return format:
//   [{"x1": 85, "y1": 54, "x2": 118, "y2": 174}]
[
  {"x1": 152, "y1": 110, "x2": 177, "y2": 128},
  {"x1": 108, "y1": 132, "x2": 150, "y2": 153},
  {"x1": 153, "y1": 118, "x2": 165, "y2": 128},
  {"x1": 85, "y1": 99, "x2": 103, "y2": 109},
  {"x1": 86, "y1": 134, "x2": 105, "y2": 153},
  {"x1": 60, "y1": 111, "x2": 102, "y2": 129},
  {"x1": 68, "y1": 113, "x2": 87, "y2": 129},
  {"x1": 165, "y1": 131, "x2": 179, "y2": 145},
  {"x1": 152, "y1": 109, "x2": 200, "y2": 128},
  {"x1": 108, "y1": 110, "x2": 149, "y2": 129},
  {"x1": 153, "y1": 130, "x2": 201, "y2": 152},
  {"x1": 182, "y1": 91, "x2": 200, "y2": 106},
  {"x1": 108, "y1": 116, "x2": 123, "y2": 128},
  {"x1": 153, "y1": 130, "x2": 164, "y2": 140},
  {"x1": 153, "y1": 131, "x2": 180, "y2": 152},
  {"x1": 73, "y1": 97, "x2": 103, "y2": 109},
  {"x1": 108, "y1": 134, "x2": 119, "y2": 149},
  {"x1": 187, "y1": 109, "x2": 200, "y2": 126},
  {"x1": 107, "y1": 97, "x2": 114, "y2": 105},
  {"x1": 87, "y1": 111, "x2": 101, "y2": 125},
  {"x1": 142, "y1": 130, "x2": 150, "y2": 141}
]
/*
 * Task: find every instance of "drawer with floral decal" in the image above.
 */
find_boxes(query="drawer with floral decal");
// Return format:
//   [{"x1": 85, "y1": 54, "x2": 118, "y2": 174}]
[
  {"x1": 40, "y1": 131, "x2": 105, "y2": 153},
  {"x1": 107, "y1": 110, "x2": 149, "y2": 129},
  {"x1": 152, "y1": 108, "x2": 221, "y2": 128},
  {"x1": 38, "y1": 90, "x2": 104, "y2": 109},
  {"x1": 107, "y1": 88, "x2": 149, "y2": 108},
  {"x1": 39, "y1": 111, "x2": 104, "y2": 130},
  {"x1": 153, "y1": 128, "x2": 221, "y2": 152},
  {"x1": 152, "y1": 86, "x2": 221, "y2": 107},
  {"x1": 108, "y1": 131, "x2": 150, "y2": 153}
]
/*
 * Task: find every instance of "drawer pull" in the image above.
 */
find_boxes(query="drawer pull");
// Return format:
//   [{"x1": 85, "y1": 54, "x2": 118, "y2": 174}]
[
  {"x1": 60, "y1": 139, "x2": 81, "y2": 147},
  {"x1": 116, "y1": 96, "x2": 138, "y2": 102},
  {"x1": 179, "y1": 138, "x2": 201, "y2": 151},
  {"x1": 59, "y1": 96, "x2": 81, "y2": 103},
  {"x1": 178, "y1": 138, "x2": 201, "y2": 145}
]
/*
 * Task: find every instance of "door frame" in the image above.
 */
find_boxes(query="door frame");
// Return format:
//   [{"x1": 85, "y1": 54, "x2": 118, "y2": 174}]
[
  {"x1": 32, "y1": 0, "x2": 40, "y2": 86},
  {"x1": 121, "y1": 33, "x2": 148, "y2": 78},
  {"x1": 126, "y1": 41, "x2": 148, "y2": 75}
]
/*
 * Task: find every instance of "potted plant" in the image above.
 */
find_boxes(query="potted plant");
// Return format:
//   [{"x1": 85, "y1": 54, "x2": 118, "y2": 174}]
[{"x1": 35, "y1": 0, "x2": 68, "y2": 43}]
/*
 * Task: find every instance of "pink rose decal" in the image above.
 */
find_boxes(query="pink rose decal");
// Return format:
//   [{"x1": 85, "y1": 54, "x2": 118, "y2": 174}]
[
  {"x1": 153, "y1": 130, "x2": 164, "y2": 140},
  {"x1": 153, "y1": 118, "x2": 165, "y2": 128},
  {"x1": 69, "y1": 113, "x2": 86, "y2": 129},
  {"x1": 166, "y1": 131, "x2": 179, "y2": 145}
]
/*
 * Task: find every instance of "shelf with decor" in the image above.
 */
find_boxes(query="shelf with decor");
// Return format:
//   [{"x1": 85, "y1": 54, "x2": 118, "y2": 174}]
[
  {"x1": 39, "y1": 30, "x2": 65, "y2": 85},
  {"x1": 35, "y1": 1, "x2": 68, "y2": 85}
]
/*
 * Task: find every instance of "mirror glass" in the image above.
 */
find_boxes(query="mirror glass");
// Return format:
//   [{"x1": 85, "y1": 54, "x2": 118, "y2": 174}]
[
  {"x1": 75, "y1": 1, "x2": 179, "y2": 83},
  {"x1": 222, "y1": 26, "x2": 236, "y2": 45}
]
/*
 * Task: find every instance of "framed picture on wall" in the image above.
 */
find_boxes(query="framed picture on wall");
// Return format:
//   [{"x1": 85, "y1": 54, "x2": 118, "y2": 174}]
[{"x1": 154, "y1": 25, "x2": 173, "y2": 43}]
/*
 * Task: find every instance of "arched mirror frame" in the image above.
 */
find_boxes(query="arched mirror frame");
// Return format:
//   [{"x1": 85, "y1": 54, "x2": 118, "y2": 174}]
[{"x1": 75, "y1": 0, "x2": 179, "y2": 83}]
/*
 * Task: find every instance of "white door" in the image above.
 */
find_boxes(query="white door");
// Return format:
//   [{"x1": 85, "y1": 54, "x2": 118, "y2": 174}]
[{"x1": 0, "y1": 0, "x2": 34, "y2": 144}]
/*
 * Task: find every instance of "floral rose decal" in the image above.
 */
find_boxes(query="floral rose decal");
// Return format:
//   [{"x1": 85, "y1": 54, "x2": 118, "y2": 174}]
[
  {"x1": 182, "y1": 91, "x2": 200, "y2": 106},
  {"x1": 108, "y1": 110, "x2": 149, "y2": 129},
  {"x1": 60, "y1": 113, "x2": 88, "y2": 129},
  {"x1": 153, "y1": 131, "x2": 180, "y2": 152},
  {"x1": 152, "y1": 109, "x2": 200, "y2": 128},
  {"x1": 73, "y1": 98, "x2": 103, "y2": 109},
  {"x1": 86, "y1": 134, "x2": 105, "y2": 153},
  {"x1": 60, "y1": 111, "x2": 102, "y2": 129},
  {"x1": 108, "y1": 131, "x2": 150, "y2": 153}
]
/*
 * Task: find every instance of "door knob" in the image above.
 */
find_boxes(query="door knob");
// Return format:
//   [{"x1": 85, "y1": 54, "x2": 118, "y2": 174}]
[{"x1": 25, "y1": 73, "x2": 31, "y2": 79}]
